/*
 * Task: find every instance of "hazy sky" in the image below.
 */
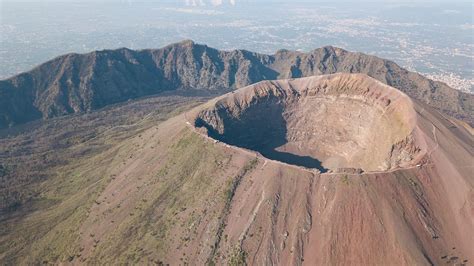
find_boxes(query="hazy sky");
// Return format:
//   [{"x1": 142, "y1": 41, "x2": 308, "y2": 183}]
[
  {"x1": 1, "y1": 0, "x2": 472, "y2": 2},
  {"x1": 1, "y1": 0, "x2": 472, "y2": 87}
]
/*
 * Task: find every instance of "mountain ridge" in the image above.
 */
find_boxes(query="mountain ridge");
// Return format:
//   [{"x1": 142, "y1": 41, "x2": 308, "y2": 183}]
[{"x1": 1, "y1": 40, "x2": 472, "y2": 129}]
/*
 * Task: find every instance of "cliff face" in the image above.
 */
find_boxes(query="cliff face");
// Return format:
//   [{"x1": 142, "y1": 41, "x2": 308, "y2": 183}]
[
  {"x1": 1, "y1": 40, "x2": 472, "y2": 128},
  {"x1": 195, "y1": 74, "x2": 422, "y2": 172}
]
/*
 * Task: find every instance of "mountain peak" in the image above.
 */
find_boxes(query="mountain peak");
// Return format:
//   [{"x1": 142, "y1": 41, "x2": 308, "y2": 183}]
[
  {"x1": 164, "y1": 39, "x2": 208, "y2": 50},
  {"x1": 316, "y1": 45, "x2": 347, "y2": 55},
  {"x1": 178, "y1": 39, "x2": 196, "y2": 46}
]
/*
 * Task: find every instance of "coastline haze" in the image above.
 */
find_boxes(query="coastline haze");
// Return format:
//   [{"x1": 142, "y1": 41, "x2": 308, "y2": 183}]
[{"x1": 0, "y1": 0, "x2": 473, "y2": 92}]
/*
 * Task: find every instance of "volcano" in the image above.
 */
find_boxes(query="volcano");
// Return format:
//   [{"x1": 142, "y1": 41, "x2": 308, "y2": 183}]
[
  {"x1": 183, "y1": 74, "x2": 473, "y2": 264},
  {"x1": 0, "y1": 69, "x2": 472, "y2": 264}
]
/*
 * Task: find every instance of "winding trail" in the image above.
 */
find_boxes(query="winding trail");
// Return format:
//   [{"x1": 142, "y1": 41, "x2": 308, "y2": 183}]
[{"x1": 239, "y1": 189, "x2": 266, "y2": 244}]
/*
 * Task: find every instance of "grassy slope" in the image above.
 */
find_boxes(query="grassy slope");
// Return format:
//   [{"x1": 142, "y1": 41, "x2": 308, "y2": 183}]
[
  {"x1": 0, "y1": 95, "x2": 207, "y2": 263},
  {"x1": 0, "y1": 93, "x2": 260, "y2": 264},
  {"x1": 86, "y1": 129, "x2": 232, "y2": 264}
]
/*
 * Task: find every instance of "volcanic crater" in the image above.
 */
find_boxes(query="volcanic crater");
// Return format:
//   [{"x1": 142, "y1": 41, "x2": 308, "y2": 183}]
[{"x1": 195, "y1": 73, "x2": 425, "y2": 173}]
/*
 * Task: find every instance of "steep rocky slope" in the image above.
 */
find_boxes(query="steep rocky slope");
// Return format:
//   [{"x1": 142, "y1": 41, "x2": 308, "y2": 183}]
[
  {"x1": 1, "y1": 74, "x2": 471, "y2": 265},
  {"x1": 1, "y1": 40, "x2": 472, "y2": 129},
  {"x1": 189, "y1": 74, "x2": 473, "y2": 265}
]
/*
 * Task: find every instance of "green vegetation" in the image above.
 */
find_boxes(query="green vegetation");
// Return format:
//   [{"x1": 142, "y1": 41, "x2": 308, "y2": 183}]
[
  {"x1": 340, "y1": 175, "x2": 350, "y2": 185},
  {"x1": 224, "y1": 157, "x2": 258, "y2": 202},
  {"x1": 87, "y1": 128, "x2": 232, "y2": 264},
  {"x1": 228, "y1": 246, "x2": 247, "y2": 266},
  {"x1": 407, "y1": 177, "x2": 418, "y2": 187},
  {"x1": 0, "y1": 95, "x2": 208, "y2": 264},
  {"x1": 0, "y1": 145, "x2": 116, "y2": 264},
  {"x1": 1, "y1": 93, "x2": 258, "y2": 264},
  {"x1": 0, "y1": 164, "x2": 10, "y2": 177}
]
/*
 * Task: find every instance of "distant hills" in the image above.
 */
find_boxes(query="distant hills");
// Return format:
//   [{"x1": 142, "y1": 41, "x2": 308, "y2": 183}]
[{"x1": 0, "y1": 40, "x2": 472, "y2": 129}]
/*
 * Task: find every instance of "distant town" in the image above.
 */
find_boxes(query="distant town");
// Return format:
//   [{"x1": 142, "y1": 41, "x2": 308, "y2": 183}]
[{"x1": 1, "y1": 1, "x2": 472, "y2": 93}]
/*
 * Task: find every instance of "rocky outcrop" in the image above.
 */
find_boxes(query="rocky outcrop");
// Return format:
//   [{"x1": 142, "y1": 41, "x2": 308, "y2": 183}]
[{"x1": 1, "y1": 40, "x2": 472, "y2": 129}]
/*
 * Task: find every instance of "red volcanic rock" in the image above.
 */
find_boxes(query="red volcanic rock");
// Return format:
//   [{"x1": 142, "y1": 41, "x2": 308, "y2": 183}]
[{"x1": 190, "y1": 73, "x2": 473, "y2": 265}]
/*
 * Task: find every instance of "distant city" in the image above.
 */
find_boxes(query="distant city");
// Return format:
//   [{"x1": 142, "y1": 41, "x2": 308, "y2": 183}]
[{"x1": 1, "y1": 1, "x2": 472, "y2": 93}]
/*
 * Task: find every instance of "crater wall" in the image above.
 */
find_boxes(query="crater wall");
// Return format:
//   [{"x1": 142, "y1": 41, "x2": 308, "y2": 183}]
[{"x1": 195, "y1": 74, "x2": 424, "y2": 172}]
